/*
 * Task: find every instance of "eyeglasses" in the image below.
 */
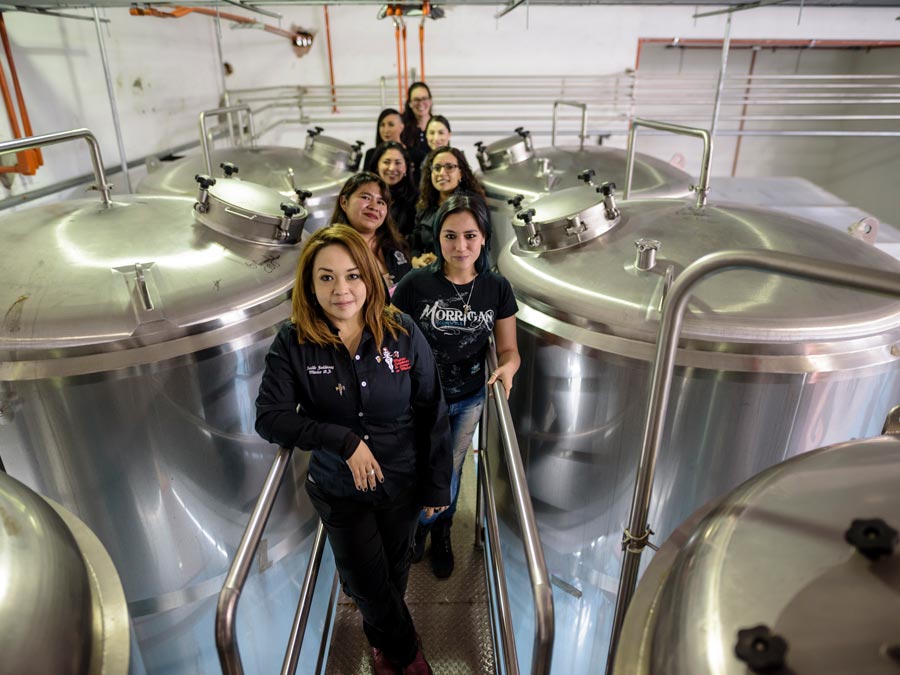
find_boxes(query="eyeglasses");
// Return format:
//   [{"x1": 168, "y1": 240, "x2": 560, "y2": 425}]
[
  {"x1": 410, "y1": 96, "x2": 431, "y2": 104},
  {"x1": 431, "y1": 163, "x2": 459, "y2": 174}
]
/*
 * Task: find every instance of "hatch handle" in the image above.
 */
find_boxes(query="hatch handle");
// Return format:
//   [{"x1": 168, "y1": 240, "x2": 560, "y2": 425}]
[
  {"x1": 475, "y1": 141, "x2": 491, "y2": 171},
  {"x1": 134, "y1": 263, "x2": 153, "y2": 311},
  {"x1": 198, "y1": 104, "x2": 256, "y2": 175},
  {"x1": 624, "y1": 118, "x2": 711, "y2": 207},
  {"x1": 294, "y1": 189, "x2": 312, "y2": 205},
  {"x1": 551, "y1": 100, "x2": 588, "y2": 151},
  {"x1": 0, "y1": 129, "x2": 112, "y2": 206},
  {"x1": 220, "y1": 162, "x2": 239, "y2": 178}
]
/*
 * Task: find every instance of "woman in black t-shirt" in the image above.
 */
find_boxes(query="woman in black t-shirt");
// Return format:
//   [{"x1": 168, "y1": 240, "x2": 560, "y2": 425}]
[
  {"x1": 330, "y1": 172, "x2": 412, "y2": 295},
  {"x1": 362, "y1": 108, "x2": 404, "y2": 172},
  {"x1": 370, "y1": 141, "x2": 419, "y2": 240},
  {"x1": 392, "y1": 194, "x2": 520, "y2": 579}
]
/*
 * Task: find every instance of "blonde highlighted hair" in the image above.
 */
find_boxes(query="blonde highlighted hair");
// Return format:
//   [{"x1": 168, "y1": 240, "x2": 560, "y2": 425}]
[{"x1": 291, "y1": 224, "x2": 406, "y2": 349}]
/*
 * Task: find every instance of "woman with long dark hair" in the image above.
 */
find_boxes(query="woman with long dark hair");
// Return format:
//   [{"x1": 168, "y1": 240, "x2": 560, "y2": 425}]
[
  {"x1": 256, "y1": 224, "x2": 451, "y2": 673},
  {"x1": 331, "y1": 172, "x2": 412, "y2": 294},
  {"x1": 409, "y1": 146, "x2": 486, "y2": 267},
  {"x1": 393, "y1": 195, "x2": 520, "y2": 579},
  {"x1": 370, "y1": 141, "x2": 419, "y2": 240},
  {"x1": 363, "y1": 108, "x2": 405, "y2": 172}
]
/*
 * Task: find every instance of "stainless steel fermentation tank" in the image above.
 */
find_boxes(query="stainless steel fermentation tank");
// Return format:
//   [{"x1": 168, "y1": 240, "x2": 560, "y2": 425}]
[
  {"x1": 0, "y1": 130, "x2": 327, "y2": 674},
  {"x1": 476, "y1": 112, "x2": 692, "y2": 258},
  {"x1": 614, "y1": 406, "x2": 900, "y2": 675},
  {"x1": 0, "y1": 470, "x2": 130, "y2": 675},
  {"x1": 138, "y1": 104, "x2": 360, "y2": 233},
  {"x1": 491, "y1": 120, "x2": 900, "y2": 673}
]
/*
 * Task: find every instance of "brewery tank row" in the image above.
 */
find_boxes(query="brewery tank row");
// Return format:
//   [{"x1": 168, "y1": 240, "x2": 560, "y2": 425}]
[{"x1": 1, "y1": 108, "x2": 898, "y2": 675}]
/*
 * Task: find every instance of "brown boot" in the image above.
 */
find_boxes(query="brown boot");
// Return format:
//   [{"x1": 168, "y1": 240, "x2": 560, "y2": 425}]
[
  {"x1": 371, "y1": 648, "x2": 401, "y2": 675},
  {"x1": 401, "y1": 649, "x2": 433, "y2": 675}
]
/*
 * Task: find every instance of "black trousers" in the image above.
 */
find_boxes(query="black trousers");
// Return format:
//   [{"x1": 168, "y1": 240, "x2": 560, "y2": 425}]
[{"x1": 305, "y1": 478, "x2": 420, "y2": 666}]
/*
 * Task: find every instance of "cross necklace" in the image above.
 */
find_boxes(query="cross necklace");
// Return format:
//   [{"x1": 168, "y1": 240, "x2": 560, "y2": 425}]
[{"x1": 447, "y1": 275, "x2": 476, "y2": 314}]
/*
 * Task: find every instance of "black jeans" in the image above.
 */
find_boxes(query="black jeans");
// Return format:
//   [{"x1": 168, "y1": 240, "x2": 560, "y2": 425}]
[{"x1": 305, "y1": 477, "x2": 420, "y2": 666}]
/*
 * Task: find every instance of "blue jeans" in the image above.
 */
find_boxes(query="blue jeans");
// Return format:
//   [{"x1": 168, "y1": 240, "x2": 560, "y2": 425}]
[{"x1": 419, "y1": 389, "x2": 485, "y2": 526}]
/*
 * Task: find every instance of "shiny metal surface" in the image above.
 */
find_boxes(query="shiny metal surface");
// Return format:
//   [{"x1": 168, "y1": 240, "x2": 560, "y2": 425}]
[
  {"x1": 478, "y1": 135, "x2": 692, "y2": 257},
  {"x1": 137, "y1": 132, "x2": 354, "y2": 233},
  {"x1": 483, "y1": 345, "x2": 554, "y2": 675},
  {"x1": 0, "y1": 152, "x2": 323, "y2": 674},
  {"x1": 0, "y1": 470, "x2": 129, "y2": 675},
  {"x1": 550, "y1": 101, "x2": 588, "y2": 151},
  {"x1": 494, "y1": 187, "x2": 900, "y2": 673},
  {"x1": 195, "y1": 176, "x2": 308, "y2": 245},
  {"x1": 199, "y1": 104, "x2": 256, "y2": 175},
  {"x1": 607, "y1": 250, "x2": 900, "y2": 669},
  {"x1": 613, "y1": 432, "x2": 900, "y2": 675}
]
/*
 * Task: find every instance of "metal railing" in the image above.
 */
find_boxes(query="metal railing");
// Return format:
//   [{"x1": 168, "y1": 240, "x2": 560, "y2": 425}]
[
  {"x1": 477, "y1": 344, "x2": 555, "y2": 675},
  {"x1": 604, "y1": 250, "x2": 900, "y2": 674},
  {"x1": 214, "y1": 446, "x2": 330, "y2": 675}
]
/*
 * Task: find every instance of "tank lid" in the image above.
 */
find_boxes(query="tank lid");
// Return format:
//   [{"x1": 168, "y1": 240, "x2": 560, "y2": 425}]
[
  {"x1": 305, "y1": 126, "x2": 363, "y2": 171},
  {"x1": 0, "y1": 194, "x2": 300, "y2": 359},
  {"x1": 498, "y1": 194, "x2": 900, "y2": 347},
  {"x1": 193, "y1": 174, "x2": 308, "y2": 245},
  {"x1": 615, "y1": 429, "x2": 900, "y2": 674},
  {"x1": 476, "y1": 127, "x2": 535, "y2": 172}
]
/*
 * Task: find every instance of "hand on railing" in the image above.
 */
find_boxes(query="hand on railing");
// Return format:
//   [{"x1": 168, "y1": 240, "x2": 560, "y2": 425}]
[{"x1": 487, "y1": 364, "x2": 516, "y2": 399}]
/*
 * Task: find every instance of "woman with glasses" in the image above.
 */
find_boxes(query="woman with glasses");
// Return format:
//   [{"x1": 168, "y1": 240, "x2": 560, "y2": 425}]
[
  {"x1": 331, "y1": 172, "x2": 412, "y2": 294},
  {"x1": 363, "y1": 108, "x2": 405, "y2": 172},
  {"x1": 371, "y1": 141, "x2": 419, "y2": 240},
  {"x1": 256, "y1": 224, "x2": 451, "y2": 674},
  {"x1": 392, "y1": 195, "x2": 520, "y2": 579},
  {"x1": 400, "y1": 82, "x2": 434, "y2": 184},
  {"x1": 409, "y1": 146, "x2": 486, "y2": 268}
]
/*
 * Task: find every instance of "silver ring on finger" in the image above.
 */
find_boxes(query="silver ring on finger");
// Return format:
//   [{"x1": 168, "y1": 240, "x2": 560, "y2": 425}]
[{"x1": 367, "y1": 469, "x2": 375, "y2": 476}]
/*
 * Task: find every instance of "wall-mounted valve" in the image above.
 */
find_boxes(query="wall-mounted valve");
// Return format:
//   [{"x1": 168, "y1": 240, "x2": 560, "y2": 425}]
[
  {"x1": 516, "y1": 208, "x2": 540, "y2": 247},
  {"x1": 220, "y1": 162, "x2": 239, "y2": 178},
  {"x1": 194, "y1": 174, "x2": 217, "y2": 213},
  {"x1": 597, "y1": 181, "x2": 620, "y2": 220}
]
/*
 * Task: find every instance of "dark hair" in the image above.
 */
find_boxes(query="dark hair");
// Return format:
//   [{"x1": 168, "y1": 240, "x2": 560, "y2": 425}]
[
  {"x1": 330, "y1": 172, "x2": 409, "y2": 256},
  {"x1": 401, "y1": 81, "x2": 432, "y2": 147},
  {"x1": 373, "y1": 107, "x2": 403, "y2": 149},
  {"x1": 417, "y1": 146, "x2": 486, "y2": 212},
  {"x1": 291, "y1": 224, "x2": 405, "y2": 349},
  {"x1": 370, "y1": 141, "x2": 417, "y2": 206},
  {"x1": 431, "y1": 194, "x2": 493, "y2": 275},
  {"x1": 426, "y1": 115, "x2": 451, "y2": 135}
]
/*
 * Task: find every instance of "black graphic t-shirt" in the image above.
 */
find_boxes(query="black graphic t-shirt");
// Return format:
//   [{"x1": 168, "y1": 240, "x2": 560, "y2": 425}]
[{"x1": 392, "y1": 267, "x2": 518, "y2": 403}]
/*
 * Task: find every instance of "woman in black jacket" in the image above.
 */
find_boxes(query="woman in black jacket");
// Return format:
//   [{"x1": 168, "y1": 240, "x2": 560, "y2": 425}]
[
  {"x1": 370, "y1": 141, "x2": 419, "y2": 241},
  {"x1": 256, "y1": 224, "x2": 451, "y2": 675},
  {"x1": 362, "y1": 108, "x2": 405, "y2": 172}
]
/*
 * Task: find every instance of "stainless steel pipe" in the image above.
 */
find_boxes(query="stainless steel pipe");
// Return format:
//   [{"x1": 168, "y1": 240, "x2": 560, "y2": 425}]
[
  {"x1": 281, "y1": 521, "x2": 327, "y2": 675},
  {"x1": 93, "y1": 8, "x2": 132, "y2": 194},
  {"x1": 604, "y1": 250, "x2": 900, "y2": 674},
  {"x1": 199, "y1": 104, "x2": 256, "y2": 175},
  {"x1": 624, "y1": 118, "x2": 712, "y2": 207},
  {"x1": 551, "y1": 100, "x2": 588, "y2": 150},
  {"x1": 216, "y1": 445, "x2": 295, "y2": 675},
  {"x1": 0, "y1": 129, "x2": 112, "y2": 205}
]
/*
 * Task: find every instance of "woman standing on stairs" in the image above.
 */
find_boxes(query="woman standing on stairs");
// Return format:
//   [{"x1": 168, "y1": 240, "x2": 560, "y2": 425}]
[
  {"x1": 392, "y1": 194, "x2": 520, "y2": 579},
  {"x1": 255, "y1": 225, "x2": 451, "y2": 675}
]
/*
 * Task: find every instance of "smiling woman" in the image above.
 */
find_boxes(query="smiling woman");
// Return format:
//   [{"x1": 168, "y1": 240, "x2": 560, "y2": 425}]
[
  {"x1": 255, "y1": 224, "x2": 452, "y2": 674},
  {"x1": 330, "y1": 171, "x2": 412, "y2": 293},
  {"x1": 371, "y1": 141, "x2": 419, "y2": 240}
]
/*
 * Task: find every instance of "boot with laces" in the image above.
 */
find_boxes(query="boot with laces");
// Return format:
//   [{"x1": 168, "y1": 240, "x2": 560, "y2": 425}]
[
  {"x1": 411, "y1": 523, "x2": 429, "y2": 563},
  {"x1": 430, "y1": 518, "x2": 454, "y2": 579},
  {"x1": 401, "y1": 649, "x2": 433, "y2": 675}
]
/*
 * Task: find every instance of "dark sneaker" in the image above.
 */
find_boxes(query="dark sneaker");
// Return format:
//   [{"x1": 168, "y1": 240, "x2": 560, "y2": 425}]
[
  {"x1": 430, "y1": 519, "x2": 454, "y2": 579},
  {"x1": 411, "y1": 524, "x2": 429, "y2": 563},
  {"x1": 372, "y1": 647, "x2": 401, "y2": 675},
  {"x1": 402, "y1": 649, "x2": 433, "y2": 675}
]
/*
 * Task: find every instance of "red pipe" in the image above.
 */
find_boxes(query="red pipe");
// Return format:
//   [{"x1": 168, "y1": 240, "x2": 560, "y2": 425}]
[
  {"x1": 0, "y1": 13, "x2": 40, "y2": 174},
  {"x1": 393, "y1": 16, "x2": 403, "y2": 108},
  {"x1": 323, "y1": 6, "x2": 338, "y2": 113},
  {"x1": 401, "y1": 22, "x2": 409, "y2": 93},
  {"x1": 419, "y1": 2, "x2": 429, "y2": 81}
]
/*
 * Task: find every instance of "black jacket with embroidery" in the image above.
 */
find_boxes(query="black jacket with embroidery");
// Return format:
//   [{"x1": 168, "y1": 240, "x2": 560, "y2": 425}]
[{"x1": 255, "y1": 314, "x2": 451, "y2": 505}]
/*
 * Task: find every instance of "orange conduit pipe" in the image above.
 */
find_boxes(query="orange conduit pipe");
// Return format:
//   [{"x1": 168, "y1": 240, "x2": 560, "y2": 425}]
[
  {"x1": 401, "y1": 22, "x2": 408, "y2": 94},
  {"x1": 130, "y1": 5, "x2": 300, "y2": 43},
  {"x1": 0, "y1": 14, "x2": 41, "y2": 175},
  {"x1": 392, "y1": 12, "x2": 403, "y2": 108},
  {"x1": 323, "y1": 6, "x2": 338, "y2": 113},
  {"x1": 419, "y1": 1, "x2": 429, "y2": 82}
]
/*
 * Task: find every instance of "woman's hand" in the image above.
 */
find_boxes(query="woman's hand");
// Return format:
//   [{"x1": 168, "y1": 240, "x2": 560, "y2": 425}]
[
  {"x1": 411, "y1": 252, "x2": 437, "y2": 269},
  {"x1": 346, "y1": 441, "x2": 384, "y2": 491},
  {"x1": 422, "y1": 505, "x2": 448, "y2": 519},
  {"x1": 487, "y1": 363, "x2": 516, "y2": 399}
]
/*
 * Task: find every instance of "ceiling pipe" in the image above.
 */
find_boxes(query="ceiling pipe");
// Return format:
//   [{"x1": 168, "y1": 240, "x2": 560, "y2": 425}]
[
  {"x1": 0, "y1": 13, "x2": 41, "y2": 176},
  {"x1": 323, "y1": 5, "x2": 338, "y2": 113}
]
